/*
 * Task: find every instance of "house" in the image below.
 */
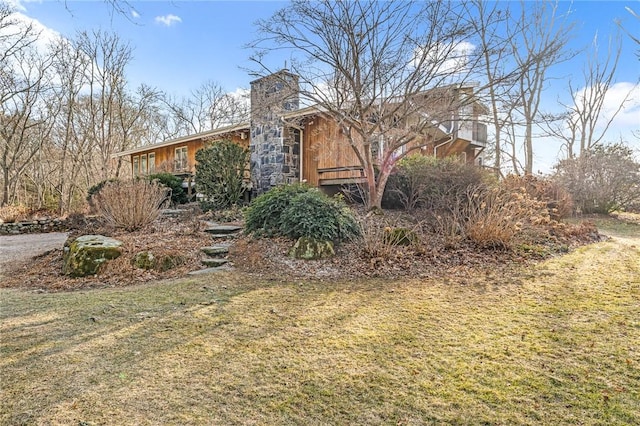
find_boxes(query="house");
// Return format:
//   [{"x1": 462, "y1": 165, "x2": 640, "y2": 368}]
[{"x1": 114, "y1": 70, "x2": 487, "y2": 196}]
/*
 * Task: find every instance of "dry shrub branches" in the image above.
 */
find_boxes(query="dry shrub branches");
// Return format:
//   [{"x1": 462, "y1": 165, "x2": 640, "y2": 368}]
[{"x1": 93, "y1": 180, "x2": 170, "y2": 231}]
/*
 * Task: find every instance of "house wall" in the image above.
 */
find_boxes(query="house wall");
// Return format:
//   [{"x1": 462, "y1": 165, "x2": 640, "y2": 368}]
[
  {"x1": 128, "y1": 134, "x2": 248, "y2": 176},
  {"x1": 302, "y1": 115, "x2": 363, "y2": 186}
]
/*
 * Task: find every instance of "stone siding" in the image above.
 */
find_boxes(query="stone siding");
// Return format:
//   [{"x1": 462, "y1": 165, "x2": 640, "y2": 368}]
[{"x1": 249, "y1": 70, "x2": 301, "y2": 195}]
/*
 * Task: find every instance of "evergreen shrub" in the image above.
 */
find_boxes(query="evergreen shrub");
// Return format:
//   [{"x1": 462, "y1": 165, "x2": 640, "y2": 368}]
[{"x1": 244, "y1": 183, "x2": 359, "y2": 242}]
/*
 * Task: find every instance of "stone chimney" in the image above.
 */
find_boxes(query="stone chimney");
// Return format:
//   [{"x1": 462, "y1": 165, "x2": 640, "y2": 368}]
[{"x1": 249, "y1": 70, "x2": 300, "y2": 195}]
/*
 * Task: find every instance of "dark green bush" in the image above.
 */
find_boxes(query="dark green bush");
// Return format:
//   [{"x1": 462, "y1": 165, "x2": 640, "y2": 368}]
[
  {"x1": 195, "y1": 140, "x2": 249, "y2": 209},
  {"x1": 244, "y1": 184, "x2": 359, "y2": 241},
  {"x1": 87, "y1": 179, "x2": 119, "y2": 202},
  {"x1": 147, "y1": 173, "x2": 188, "y2": 205},
  {"x1": 244, "y1": 183, "x2": 311, "y2": 236},
  {"x1": 280, "y1": 191, "x2": 359, "y2": 241}
]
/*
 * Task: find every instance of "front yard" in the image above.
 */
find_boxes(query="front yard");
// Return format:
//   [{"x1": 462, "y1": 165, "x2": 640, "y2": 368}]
[{"x1": 1, "y1": 217, "x2": 638, "y2": 425}]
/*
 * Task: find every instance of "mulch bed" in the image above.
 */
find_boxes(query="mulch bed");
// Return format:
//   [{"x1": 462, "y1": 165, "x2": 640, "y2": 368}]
[{"x1": 1, "y1": 211, "x2": 602, "y2": 292}]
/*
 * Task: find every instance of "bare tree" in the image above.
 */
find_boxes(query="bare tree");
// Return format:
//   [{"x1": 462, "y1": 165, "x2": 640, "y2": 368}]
[
  {"x1": 506, "y1": 0, "x2": 575, "y2": 175},
  {"x1": 162, "y1": 80, "x2": 249, "y2": 136},
  {"x1": 0, "y1": 4, "x2": 57, "y2": 206},
  {"x1": 48, "y1": 35, "x2": 92, "y2": 213},
  {"x1": 75, "y1": 29, "x2": 156, "y2": 182},
  {"x1": 251, "y1": 0, "x2": 483, "y2": 209},
  {"x1": 545, "y1": 32, "x2": 629, "y2": 159},
  {"x1": 464, "y1": 0, "x2": 521, "y2": 177},
  {"x1": 618, "y1": 5, "x2": 640, "y2": 58}
]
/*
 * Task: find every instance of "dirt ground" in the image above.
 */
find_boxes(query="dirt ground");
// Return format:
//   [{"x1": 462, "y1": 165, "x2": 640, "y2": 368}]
[{"x1": 0, "y1": 232, "x2": 68, "y2": 277}]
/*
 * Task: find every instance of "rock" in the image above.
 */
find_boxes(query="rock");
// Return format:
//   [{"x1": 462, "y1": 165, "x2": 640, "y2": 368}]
[
  {"x1": 201, "y1": 245, "x2": 230, "y2": 256},
  {"x1": 201, "y1": 258, "x2": 229, "y2": 267},
  {"x1": 289, "y1": 237, "x2": 335, "y2": 260},
  {"x1": 204, "y1": 225, "x2": 242, "y2": 235},
  {"x1": 156, "y1": 254, "x2": 187, "y2": 271},
  {"x1": 133, "y1": 251, "x2": 156, "y2": 270},
  {"x1": 188, "y1": 264, "x2": 234, "y2": 275},
  {"x1": 63, "y1": 235, "x2": 123, "y2": 277}
]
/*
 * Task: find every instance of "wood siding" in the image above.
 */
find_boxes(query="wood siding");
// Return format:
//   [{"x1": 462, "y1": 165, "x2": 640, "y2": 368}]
[
  {"x1": 129, "y1": 134, "x2": 248, "y2": 176},
  {"x1": 302, "y1": 115, "x2": 363, "y2": 186}
]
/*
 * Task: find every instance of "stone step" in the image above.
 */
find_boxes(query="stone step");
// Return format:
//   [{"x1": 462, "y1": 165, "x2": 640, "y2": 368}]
[
  {"x1": 188, "y1": 264, "x2": 234, "y2": 275},
  {"x1": 201, "y1": 245, "x2": 230, "y2": 256},
  {"x1": 204, "y1": 225, "x2": 242, "y2": 235},
  {"x1": 210, "y1": 234, "x2": 237, "y2": 241},
  {"x1": 201, "y1": 258, "x2": 230, "y2": 267}
]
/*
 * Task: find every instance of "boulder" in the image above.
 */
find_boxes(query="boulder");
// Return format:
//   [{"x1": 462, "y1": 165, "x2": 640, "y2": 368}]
[
  {"x1": 63, "y1": 235, "x2": 123, "y2": 277},
  {"x1": 132, "y1": 251, "x2": 186, "y2": 271},
  {"x1": 289, "y1": 237, "x2": 335, "y2": 260},
  {"x1": 133, "y1": 251, "x2": 156, "y2": 270}
]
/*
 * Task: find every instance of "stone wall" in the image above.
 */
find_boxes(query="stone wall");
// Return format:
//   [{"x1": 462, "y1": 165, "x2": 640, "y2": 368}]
[
  {"x1": 0, "y1": 215, "x2": 103, "y2": 235},
  {"x1": 0, "y1": 218, "x2": 68, "y2": 235},
  {"x1": 249, "y1": 70, "x2": 301, "y2": 195}
]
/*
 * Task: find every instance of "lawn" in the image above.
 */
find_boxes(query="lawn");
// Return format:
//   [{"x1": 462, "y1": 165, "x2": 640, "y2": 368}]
[{"x1": 1, "y1": 218, "x2": 639, "y2": 425}]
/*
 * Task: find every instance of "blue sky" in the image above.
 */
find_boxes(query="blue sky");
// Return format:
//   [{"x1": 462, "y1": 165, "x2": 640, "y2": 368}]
[{"x1": 7, "y1": 0, "x2": 640, "y2": 171}]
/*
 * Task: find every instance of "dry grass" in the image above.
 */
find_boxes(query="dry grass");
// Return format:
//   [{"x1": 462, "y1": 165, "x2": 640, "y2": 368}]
[{"x1": 1, "y1": 223, "x2": 639, "y2": 425}]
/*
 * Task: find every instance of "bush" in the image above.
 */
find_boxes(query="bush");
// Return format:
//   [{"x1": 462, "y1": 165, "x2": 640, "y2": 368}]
[
  {"x1": 280, "y1": 191, "x2": 360, "y2": 241},
  {"x1": 87, "y1": 179, "x2": 119, "y2": 213},
  {"x1": 87, "y1": 179, "x2": 119, "y2": 202},
  {"x1": 195, "y1": 140, "x2": 249, "y2": 209},
  {"x1": 244, "y1": 183, "x2": 359, "y2": 242},
  {"x1": 147, "y1": 173, "x2": 188, "y2": 205},
  {"x1": 384, "y1": 155, "x2": 489, "y2": 211},
  {"x1": 502, "y1": 174, "x2": 573, "y2": 220},
  {"x1": 244, "y1": 183, "x2": 311, "y2": 236},
  {"x1": 552, "y1": 143, "x2": 640, "y2": 214},
  {"x1": 0, "y1": 204, "x2": 29, "y2": 223},
  {"x1": 464, "y1": 184, "x2": 551, "y2": 249},
  {"x1": 92, "y1": 180, "x2": 170, "y2": 231}
]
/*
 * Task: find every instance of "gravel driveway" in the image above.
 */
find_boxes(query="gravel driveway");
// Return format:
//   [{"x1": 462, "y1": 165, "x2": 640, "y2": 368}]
[{"x1": 0, "y1": 232, "x2": 68, "y2": 276}]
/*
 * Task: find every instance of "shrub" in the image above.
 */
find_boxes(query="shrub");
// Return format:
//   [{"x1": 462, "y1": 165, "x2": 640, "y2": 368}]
[
  {"x1": 0, "y1": 204, "x2": 29, "y2": 223},
  {"x1": 92, "y1": 180, "x2": 170, "y2": 231},
  {"x1": 87, "y1": 179, "x2": 119, "y2": 213},
  {"x1": 147, "y1": 173, "x2": 188, "y2": 205},
  {"x1": 244, "y1": 183, "x2": 311, "y2": 236},
  {"x1": 195, "y1": 140, "x2": 249, "y2": 209},
  {"x1": 280, "y1": 191, "x2": 359, "y2": 241},
  {"x1": 464, "y1": 184, "x2": 551, "y2": 249},
  {"x1": 502, "y1": 174, "x2": 573, "y2": 220},
  {"x1": 552, "y1": 143, "x2": 640, "y2": 214},
  {"x1": 244, "y1": 184, "x2": 359, "y2": 242},
  {"x1": 384, "y1": 155, "x2": 489, "y2": 211},
  {"x1": 87, "y1": 179, "x2": 119, "y2": 202},
  {"x1": 383, "y1": 227, "x2": 420, "y2": 246}
]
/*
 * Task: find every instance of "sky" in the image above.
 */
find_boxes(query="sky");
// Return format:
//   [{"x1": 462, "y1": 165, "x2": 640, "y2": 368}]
[{"x1": 5, "y1": 0, "x2": 640, "y2": 173}]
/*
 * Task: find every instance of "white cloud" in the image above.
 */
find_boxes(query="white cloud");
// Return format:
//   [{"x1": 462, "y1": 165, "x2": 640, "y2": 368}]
[
  {"x1": 3, "y1": 11, "x2": 61, "y2": 52},
  {"x1": 155, "y1": 14, "x2": 182, "y2": 27},
  {"x1": 573, "y1": 81, "x2": 640, "y2": 132},
  {"x1": 414, "y1": 40, "x2": 475, "y2": 76},
  {"x1": 131, "y1": 9, "x2": 140, "y2": 19},
  {"x1": 4, "y1": 0, "x2": 27, "y2": 12}
]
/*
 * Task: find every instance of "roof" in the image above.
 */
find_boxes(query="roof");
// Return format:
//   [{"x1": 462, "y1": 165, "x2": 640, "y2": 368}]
[{"x1": 112, "y1": 122, "x2": 249, "y2": 158}]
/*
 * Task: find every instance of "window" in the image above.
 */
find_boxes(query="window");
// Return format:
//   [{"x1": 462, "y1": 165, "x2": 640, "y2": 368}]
[
  {"x1": 132, "y1": 156, "x2": 139, "y2": 176},
  {"x1": 175, "y1": 146, "x2": 188, "y2": 171},
  {"x1": 148, "y1": 152, "x2": 156, "y2": 173},
  {"x1": 140, "y1": 154, "x2": 147, "y2": 175}
]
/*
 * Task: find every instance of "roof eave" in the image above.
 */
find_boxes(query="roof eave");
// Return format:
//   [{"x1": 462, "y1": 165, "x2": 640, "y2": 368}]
[{"x1": 112, "y1": 122, "x2": 250, "y2": 158}]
